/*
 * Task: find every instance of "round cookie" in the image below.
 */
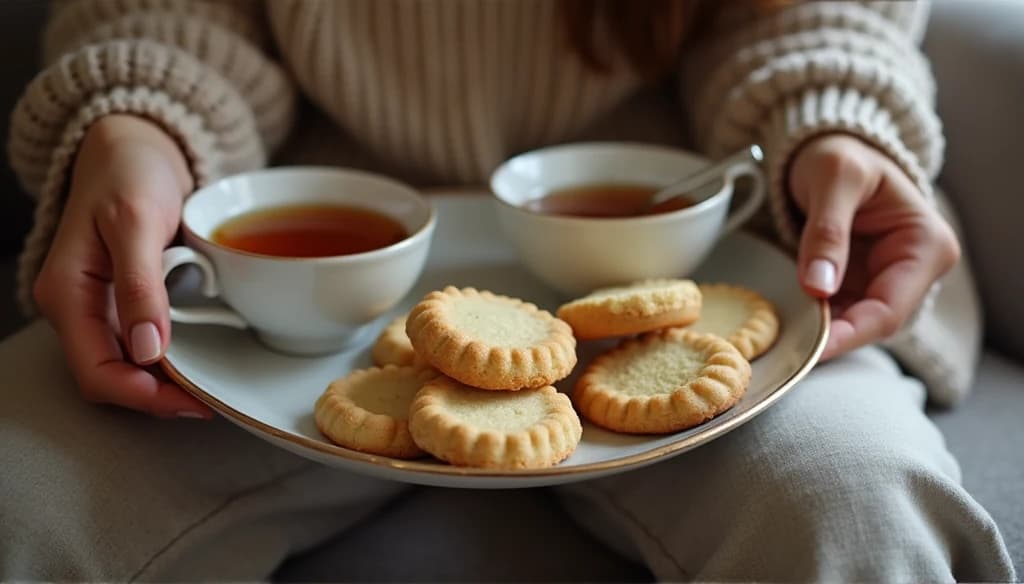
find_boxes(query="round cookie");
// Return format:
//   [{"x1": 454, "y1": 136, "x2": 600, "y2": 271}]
[
  {"x1": 574, "y1": 329, "x2": 750, "y2": 434},
  {"x1": 371, "y1": 313, "x2": 425, "y2": 368},
  {"x1": 406, "y1": 286, "x2": 577, "y2": 390},
  {"x1": 556, "y1": 279, "x2": 702, "y2": 340},
  {"x1": 682, "y1": 283, "x2": 779, "y2": 360},
  {"x1": 315, "y1": 365, "x2": 438, "y2": 459},
  {"x1": 408, "y1": 376, "x2": 582, "y2": 469}
]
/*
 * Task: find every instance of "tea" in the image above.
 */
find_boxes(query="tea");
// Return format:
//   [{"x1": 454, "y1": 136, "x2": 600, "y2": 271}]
[
  {"x1": 211, "y1": 203, "x2": 407, "y2": 258},
  {"x1": 522, "y1": 184, "x2": 695, "y2": 218}
]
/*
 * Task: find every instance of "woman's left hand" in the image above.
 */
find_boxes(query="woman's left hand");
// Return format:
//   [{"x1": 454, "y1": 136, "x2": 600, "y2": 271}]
[{"x1": 788, "y1": 133, "x2": 961, "y2": 360}]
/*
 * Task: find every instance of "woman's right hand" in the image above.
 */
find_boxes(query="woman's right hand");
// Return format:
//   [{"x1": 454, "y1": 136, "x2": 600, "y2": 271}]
[{"x1": 33, "y1": 114, "x2": 213, "y2": 419}]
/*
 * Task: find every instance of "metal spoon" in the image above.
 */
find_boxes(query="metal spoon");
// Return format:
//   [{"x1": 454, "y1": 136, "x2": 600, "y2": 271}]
[{"x1": 646, "y1": 144, "x2": 764, "y2": 211}]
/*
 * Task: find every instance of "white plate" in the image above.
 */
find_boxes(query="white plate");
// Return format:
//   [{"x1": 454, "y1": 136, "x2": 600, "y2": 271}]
[{"x1": 162, "y1": 194, "x2": 828, "y2": 489}]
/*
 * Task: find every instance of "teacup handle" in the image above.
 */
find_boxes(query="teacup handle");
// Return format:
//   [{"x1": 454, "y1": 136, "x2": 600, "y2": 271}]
[
  {"x1": 720, "y1": 156, "x2": 767, "y2": 236},
  {"x1": 162, "y1": 246, "x2": 248, "y2": 328}
]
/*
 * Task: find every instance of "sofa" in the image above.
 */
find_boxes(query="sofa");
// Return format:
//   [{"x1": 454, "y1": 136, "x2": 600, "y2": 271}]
[{"x1": 0, "y1": 1, "x2": 1020, "y2": 580}]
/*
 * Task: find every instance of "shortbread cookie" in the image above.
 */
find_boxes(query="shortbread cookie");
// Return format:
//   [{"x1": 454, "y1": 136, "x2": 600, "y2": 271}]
[
  {"x1": 575, "y1": 329, "x2": 750, "y2": 434},
  {"x1": 371, "y1": 313, "x2": 424, "y2": 368},
  {"x1": 556, "y1": 279, "x2": 702, "y2": 340},
  {"x1": 408, "y1": 377, "x2": 582, "y2": 469},
  {"x1": 683, "y1": 283, "x2": 779, "y2": 360},
  {"x1": 406, "y1": 287, "x2": 576, "y2": 390},
  {"x1": 315, "y1": 365, "x2": 438, "y2": 459}
]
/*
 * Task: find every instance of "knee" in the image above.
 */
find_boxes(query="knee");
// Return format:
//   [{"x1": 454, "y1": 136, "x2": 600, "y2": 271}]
[
  {"x1": 756, "y1": 415, "x2": 951, "y2": 504},
  {"x1": 745, "y1": 386, "x2": 954, "y2": 516},
  {"x1": 741, "y1": 362, "x2": 955, "y2": 512},
  {"x1": 736, "y1": 414, "x2": 967, "y2": 580}
]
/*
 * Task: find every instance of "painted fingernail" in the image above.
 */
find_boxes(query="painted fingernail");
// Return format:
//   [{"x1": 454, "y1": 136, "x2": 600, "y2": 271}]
[
  {"x1": 806, "y1": 259, "x2": 837, "y2": 294},
  {"x1": 176, "y1": 411, "x2": 207, "y2": 420},
  {"x1": 130, "y1": 322, "x2": 161, "y2": 364}
]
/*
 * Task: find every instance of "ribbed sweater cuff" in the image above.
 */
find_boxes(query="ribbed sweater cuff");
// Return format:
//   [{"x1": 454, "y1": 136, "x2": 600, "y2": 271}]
[
  {"x1": 760, "y1": 85, "x2": 937, "y2": 249},
  {"x1": 14, "y1": 86, "x2": 236, "y2": 315},
  {"x1": 10, "y1": 40, "x2": 266, "y2": 195},
  {"x1": 761, "y1": 84, "x2": 948, "y2": 387},
  {"x1": 8, "y1": 40, "x2": 269, "y2": 315}
]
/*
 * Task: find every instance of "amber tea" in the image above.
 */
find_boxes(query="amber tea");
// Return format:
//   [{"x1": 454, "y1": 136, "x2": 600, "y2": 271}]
[
  {"x1": 521, "y1": 183, "x2": 696, "y2": 218},
  {"x1": 211, "y1": 203, "x2": 407, "y2": 258}
]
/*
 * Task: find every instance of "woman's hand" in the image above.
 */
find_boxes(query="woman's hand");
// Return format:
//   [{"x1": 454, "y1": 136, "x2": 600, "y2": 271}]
[
  {"x1": 789, "y1": 133, "x2": 960, "y2": 360},
  {"x1": 33, "y1": 114, "x2": 212, "y2": 419}
]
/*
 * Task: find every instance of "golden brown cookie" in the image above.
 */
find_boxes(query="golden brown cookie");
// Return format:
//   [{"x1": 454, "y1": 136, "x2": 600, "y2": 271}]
[
  {"x1": 371, "y1": 313, "x2": 425, "y2": 368},
  {"x1": 556, "y1": 279, "x2": 702, "y2": 340},
  {"x1": 682, "y1": 283, "x2": 779, "y2": 360},
  {"x1": 574, "y1": 329, "x2": 750, "y2": 434},
  {"x1": 315, "y1": 365, "x2": 438, "y2": 459},
  {"x1": 406, "y1": 286, "x2": 577, "y2": 390},
  {"x1": 408, "y1": 376, "x2": 582, "y2": 469}
]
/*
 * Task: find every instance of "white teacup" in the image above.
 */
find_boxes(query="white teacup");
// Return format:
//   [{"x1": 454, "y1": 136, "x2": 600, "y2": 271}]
[
  {"x1": 489, "y1": 142, "x2": 766, "y2": 296},
  {"x1": 162, "y1": 167, "x2": 436, "y2": 355}
]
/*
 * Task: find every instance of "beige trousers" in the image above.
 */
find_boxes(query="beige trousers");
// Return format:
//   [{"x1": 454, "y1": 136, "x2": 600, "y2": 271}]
[{"x1": 0, "y1": 322, "x2": 1014, "y2": 582}]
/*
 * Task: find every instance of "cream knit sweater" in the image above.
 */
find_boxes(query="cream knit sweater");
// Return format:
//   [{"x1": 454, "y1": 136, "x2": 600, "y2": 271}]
[{"x1": 8, "y1": 0, "x2": 978, "y2": 405}]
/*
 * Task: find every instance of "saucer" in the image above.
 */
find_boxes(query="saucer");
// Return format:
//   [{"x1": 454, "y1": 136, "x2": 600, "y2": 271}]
[{"x1": 162, "y1": 193, "x2": 827, "y2": 489}]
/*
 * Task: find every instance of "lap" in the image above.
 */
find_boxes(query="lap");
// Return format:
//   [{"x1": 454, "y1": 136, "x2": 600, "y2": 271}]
[
  {"x1": 559, "y1": 346, "x2": 1011, "y2": 581},
  {"x1": 3, "y1": 325, "x2": 1011, "y2": 582},
  {"x1": 564, "y1": 345, "x2": 946, "y2": 494},
  {"x1": 0, "y1": 322, "x2": 407, "y2": 580}
]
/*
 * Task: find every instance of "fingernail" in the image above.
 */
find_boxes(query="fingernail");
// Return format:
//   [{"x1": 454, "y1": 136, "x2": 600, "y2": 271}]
[
  {"x1": 176, "y1": 411, "x2": 207, "y2": 420},
  {"x1": 130, "y1": 322, "x2": 162, "y2": 364},
  {"x1": 806, "y1": 259, "x2": 837, "y2": 295}
]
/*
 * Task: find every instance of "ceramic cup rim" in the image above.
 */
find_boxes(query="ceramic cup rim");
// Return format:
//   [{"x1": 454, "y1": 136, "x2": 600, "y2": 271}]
[
  {"x1": 489, "y1": 141, "x2": 728, "y2": 226},
  {"x1": 182, "y1": 166, "x2": 437, "y2": 264}
]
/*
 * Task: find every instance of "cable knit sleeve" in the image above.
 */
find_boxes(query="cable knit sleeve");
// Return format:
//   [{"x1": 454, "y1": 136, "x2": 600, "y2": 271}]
[
  {"x1": 7, "y1": 0, "x2": 296, "y2": 313},
  {"x1": 682, "y1": 1, "x2": 942, "y2": 248},
  {"x1": 683, "y1": 2, "x2": 987, "y2": 406}
]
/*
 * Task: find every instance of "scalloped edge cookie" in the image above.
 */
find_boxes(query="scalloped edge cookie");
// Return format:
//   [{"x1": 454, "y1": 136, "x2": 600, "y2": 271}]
[
  {"x1": 408, "y1": 377, "x2": 582, "y2": 469},
  {"x1": 315, "y1": 365, "x2": 438, "y2": 459},
  {"x1": 406, "y1": 286, "x2": 577, "y2": 390},
  {"x1": 574, "y1": 329, "x2": 751, "y2": 434},
  {"x1": 681, "y1": 283, "x2": 780, "y2": 360},
  {"x1": 371, "y1": 313, "x2": 428, "y2": 368},
  {"x1": 556, "y1": 279, "x2": 702, "y2": 340}
]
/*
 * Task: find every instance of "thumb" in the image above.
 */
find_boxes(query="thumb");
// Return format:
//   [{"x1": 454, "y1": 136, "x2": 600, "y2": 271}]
[
  {"x1": 796, "y1": 180, "x2": 863, "y2": 298},
  {"x1": 101, "y1": 204, "x2": 172, "y2": 366}
]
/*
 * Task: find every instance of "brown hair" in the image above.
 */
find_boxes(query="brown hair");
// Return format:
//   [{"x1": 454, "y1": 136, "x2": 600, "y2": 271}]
[
  {"x1": 563, "y1": 0, "x2": 791, "y2": 80},
  {"x1": 562, "y1": 0, "x2": 697, "y2": 79}
]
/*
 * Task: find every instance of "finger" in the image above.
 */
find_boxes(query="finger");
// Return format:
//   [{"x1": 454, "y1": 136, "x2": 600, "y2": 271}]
[
  {"x1": 829, "y1": 244, "x2": 871, "y2": 310},
  {"x1": 98, "y1": 200, "x2": 172, "y2": 366},
  {"x1": 87, "y1": 359, "x2": 213, "y2": 420},
  {"x1": 821, "y1": 254, "x2": 932, "y2": 360},
  {"x1": 40, "y1": 216, "x2": 209, "y2": 418},
  {"x1": 797, "y1": 177, "x2": 865, "y2": 298},
  {"x1": 821, "y1": 301, "x2": 887, "y2": 361},
  {"x1": 51, "y1": 267, "x2": 213, "y2": 419}
]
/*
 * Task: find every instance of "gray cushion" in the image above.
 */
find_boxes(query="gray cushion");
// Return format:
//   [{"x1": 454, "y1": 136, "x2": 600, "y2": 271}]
[
  {"x1": 924, "y1": 0, "x2": 1024, "y2": 361},
  {"x1": 931, "y1": 351, "x2": 1024, "y2": 576}
]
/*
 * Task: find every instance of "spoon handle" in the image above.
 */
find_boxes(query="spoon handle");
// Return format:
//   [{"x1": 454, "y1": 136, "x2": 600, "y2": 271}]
[{"x1": 648, "y1": 144, "x2": 764, "y2": 209}]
